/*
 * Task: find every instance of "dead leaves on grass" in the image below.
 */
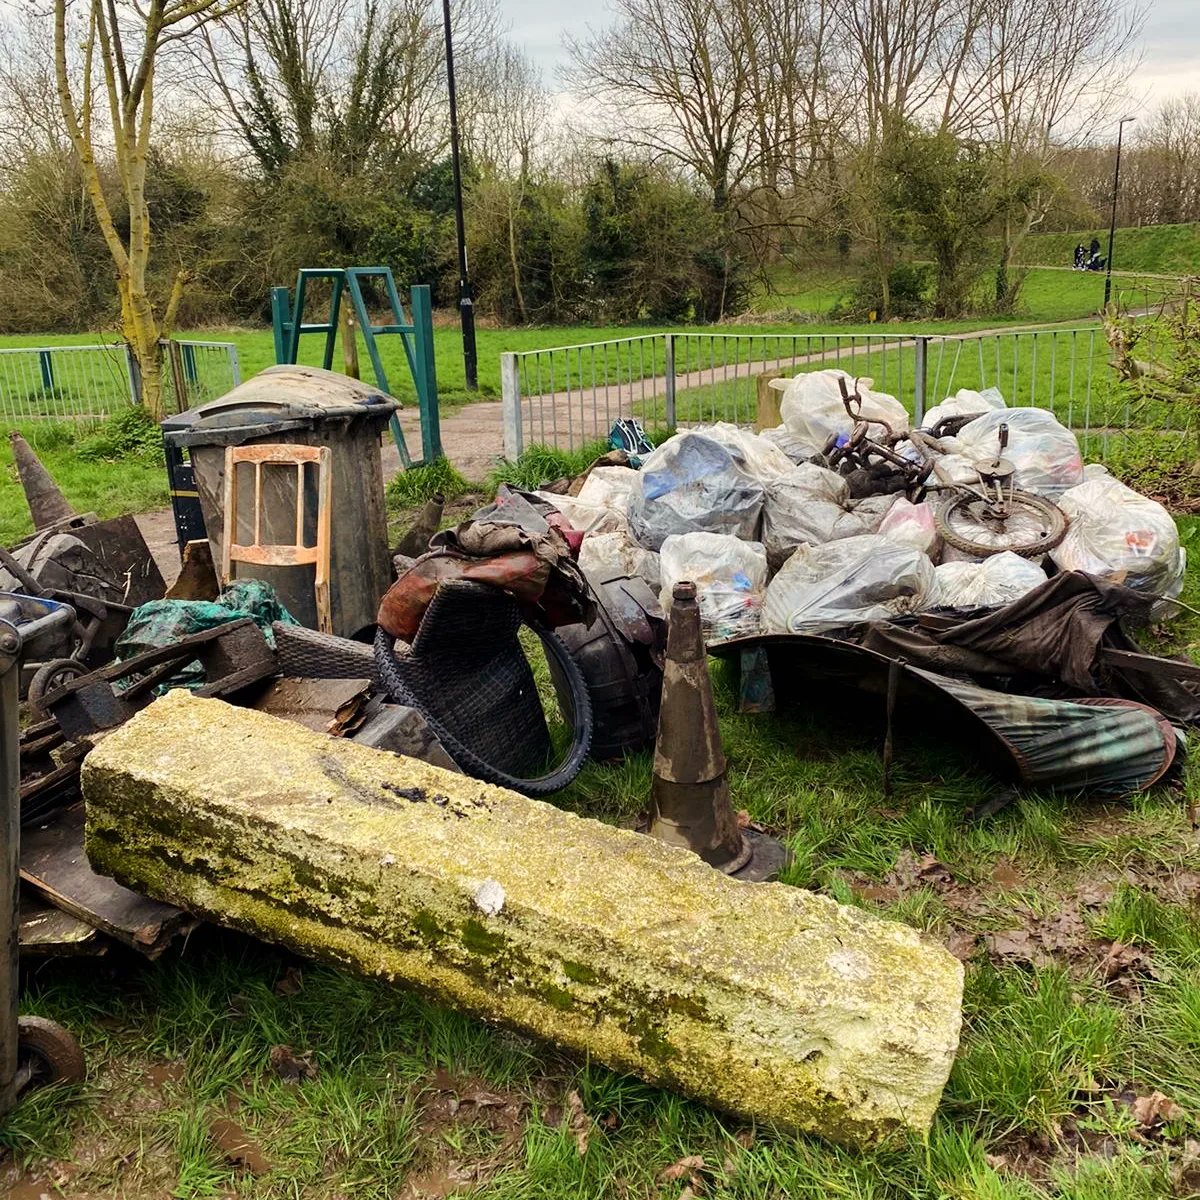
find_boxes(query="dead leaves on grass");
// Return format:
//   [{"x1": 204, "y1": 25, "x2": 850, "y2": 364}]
[{"x1": 269, "y1": 1044, "x2": 317, "y2": 1084}]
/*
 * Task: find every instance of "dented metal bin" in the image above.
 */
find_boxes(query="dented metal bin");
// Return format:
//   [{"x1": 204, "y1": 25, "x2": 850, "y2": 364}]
[{"x1": 162, "y1": 366, "x2": 399, "y2": 637}]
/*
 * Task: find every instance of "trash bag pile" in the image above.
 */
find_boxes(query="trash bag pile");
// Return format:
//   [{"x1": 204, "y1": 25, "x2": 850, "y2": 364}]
[{"x1": 532, "y1": 372, "x2": 1185, "y2": 642}]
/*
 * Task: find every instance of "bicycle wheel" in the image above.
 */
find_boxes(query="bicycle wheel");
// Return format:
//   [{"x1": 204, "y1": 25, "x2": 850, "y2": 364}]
[{"x1": 936, "y1": 489, "x2": 1068, "y2": 558}]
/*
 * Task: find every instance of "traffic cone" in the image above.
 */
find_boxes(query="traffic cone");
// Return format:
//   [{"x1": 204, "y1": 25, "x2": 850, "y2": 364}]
[
  {"x1": 393, "y1": 491, "x2": 444, "y2": 560},
  {"x1": 648, "y1": 581, "x2": 751, "y2": 872},
  {"x1": 9, "y1": 432, "x2": 76, "y2": 530}
]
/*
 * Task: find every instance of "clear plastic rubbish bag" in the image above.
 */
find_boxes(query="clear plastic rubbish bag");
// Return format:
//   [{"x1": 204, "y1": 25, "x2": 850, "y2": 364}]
[
  {"x1": 763, "y1": 534, "x2": 935, "y2": 633},
  {"x1": 920, "y1": 386, "x2": 1005, "y2": 431},
  {"x1": 1050, "y1": 476, "x2": 1185, "y2": 602},
  {"x1": 690, "y1": 422, "x2": 795, "y2": 482},
  {"x1": 877, "y1": 497, "x2": 938, "y2": 557},
  {"x1": 772, "y1": 369, "x2": 909, "y2": 461},
  {"x1": 578, "y1": 531, "x2": 661, "y2": 590},
  {"x1": 576, "y1": 465, "x2": 640, "y2": 513},
  {"x1": 953, "y1": 407, "x2": 1083, "y2": 497},
  {"x1": 933, "y1": 552, "x2": 1048, "y2": 609},
  {"x1": 659, "y1": 532, "x2": 768, "y2": 640},
  {"x1": 761, "y1": 463, "x2": 855, "y2": 568},
  {"x1": 630, "y1": 432, "x2": 764, "y2": 549},
  {"x1": 535, "y1": 491, "x2": 631, "y2": 536},
  {"x1": 759, "y1": 425, "x2": 814, "y2": 464}
]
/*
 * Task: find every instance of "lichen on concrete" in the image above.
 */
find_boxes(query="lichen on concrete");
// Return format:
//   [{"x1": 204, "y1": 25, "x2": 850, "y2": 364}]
[{"x1": 81, "y1": 690, "x2": 964, "y2": 1146}]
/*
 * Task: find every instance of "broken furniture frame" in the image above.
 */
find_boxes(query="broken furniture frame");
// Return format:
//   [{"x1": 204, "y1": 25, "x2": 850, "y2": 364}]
[
  {"x1": 39, "y1": 617, "x2": 277, "y2": 743},
  {"x1": 221, "y1": 444, "x2": 333, "y2": 634}
]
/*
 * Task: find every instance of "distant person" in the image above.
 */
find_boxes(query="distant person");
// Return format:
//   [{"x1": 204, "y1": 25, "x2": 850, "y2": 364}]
[
  {"x1": 1073, "y1": 243, "x2": 1085, "y2": 270},
  {"x1": 1088, "y1": 236, "x2": 1102, "y2": 271}
]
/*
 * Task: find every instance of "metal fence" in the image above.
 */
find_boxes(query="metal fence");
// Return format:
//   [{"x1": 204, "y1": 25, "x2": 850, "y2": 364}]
[
  {"x1": 499, "y1": 323, "x2": 1184, "y2": 462},
  {"x1": 0, "y1": 338, "x2": 241, "y2": 428}
]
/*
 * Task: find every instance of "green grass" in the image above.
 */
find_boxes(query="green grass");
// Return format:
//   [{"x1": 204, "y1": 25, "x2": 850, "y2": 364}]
[{"x1": 1021, "y1": 223, "x2": 1200, "y2": 277}]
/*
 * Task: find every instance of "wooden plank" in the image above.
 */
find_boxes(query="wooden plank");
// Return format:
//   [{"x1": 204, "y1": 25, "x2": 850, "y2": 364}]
[
  {"x1": 20, "y1": 804, "x2": 198, "y2": 958},
  {"x1": 19, "y1": 889, "x2": 107, "y2": 957}
]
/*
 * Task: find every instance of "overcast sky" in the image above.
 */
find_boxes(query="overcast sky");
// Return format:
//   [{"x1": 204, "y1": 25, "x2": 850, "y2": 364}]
[{"x1": 505, "y1": 0, "x2": 1199, "y2": 114}]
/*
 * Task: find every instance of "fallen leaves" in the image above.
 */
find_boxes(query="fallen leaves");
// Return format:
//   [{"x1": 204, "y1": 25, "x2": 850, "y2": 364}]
[
  {"x1": 565, "y1": 1089, "x2": 592, "y2": 1156},
  {"x1": 273, "y1": 966, "x2": 304, "y2": 996},
  {"x1": 269, "y1": 1044, "x2": 317, "y2": 1084},
  {"x1": 1130, "y1": 1090, "x2": 1187, "y2": 1128}
]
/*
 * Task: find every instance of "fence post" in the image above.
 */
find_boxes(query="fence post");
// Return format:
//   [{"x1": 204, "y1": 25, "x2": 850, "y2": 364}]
[
  {"x1": 410, "y1": 285, "x2": 442, "y2": 463},
  {"x1": 270, "y1": 287, "x2": 292, "y2": 363},
  {"x1": 664, "y1": 333, "x2": 677, "y2": 434},
  {"x1": 125, "y1": 344, "x2": 142, "y2": 407},
  {"x1": 37, "y1": 350, "x2": 54, "y2": 393},
  {"x1": 501, "y1": 353, "x2": 522, "y2": 460},
  {"x1": 913, "y1": 336, "x2": 928, "y2": 424},
  {"x1": 228, "y1": 344, "x2": 242, "y2": 387}
]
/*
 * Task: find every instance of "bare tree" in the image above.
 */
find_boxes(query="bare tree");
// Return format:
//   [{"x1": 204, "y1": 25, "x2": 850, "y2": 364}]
[
  {"x1": 193, "y1": 0, "x2": 501, "y2": 177},
  {"x1": 53, "y1": 0, "x2": 246, "y2": 417},
  {"x1": 952, "y1": 0, "x2": 1144, "y2": 308}
]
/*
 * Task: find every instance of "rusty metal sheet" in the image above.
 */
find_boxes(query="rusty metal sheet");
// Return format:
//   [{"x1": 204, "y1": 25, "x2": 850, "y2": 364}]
[
  {"x1": 249, "y1": 676, "x2": 371, "y2": 735},
  {"x1": 20, "y1": 804, "x2": 197, "y2": 957}
]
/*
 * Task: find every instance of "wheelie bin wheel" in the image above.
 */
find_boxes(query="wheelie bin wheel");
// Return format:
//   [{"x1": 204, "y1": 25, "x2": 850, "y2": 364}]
[{"x1": 17, "y1": 1015, "x2": 85, "y2": 1088}]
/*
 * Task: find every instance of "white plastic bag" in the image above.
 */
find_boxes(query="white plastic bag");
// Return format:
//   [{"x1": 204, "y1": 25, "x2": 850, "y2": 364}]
[
  {"x1": 535, "y1": 491, "x2": 631, "y2": 536},
  {"x1": 763, "y1": 534, "x2": 935, "y2": 633},
  {"x1": 920, "y1": 386, "x2": 1006, "y2": 431},
  {"x1": 761, "y1": 463, "x2": 855, "y2": 568},
  {"x1": 576, "y1": 465, "x2": 640, "y2": 513},
  {"x1": 659, "y1": 532, "x2": 767, "y2": 640},
  {"x1": 933, "y1": 552, "x2": 1048, "y2": 609},
  {"x1": 630, "y1": 433, "x2": 764, "y2": 549},
  {"x1": 1050, "y1": 477, "x2": 1185, "y2": 601},
  {"x1": 772, "y1": 369, "x2": 909, "y2": 461},
  {"x1": 759, "y1": 425, "x2": 814, "y2": 464},
  {"x1": 877, "y1": 497, "x2": 939, "y2": 558},
  {"x1": 953, "y1": 408, "x2": 1083, "y2": 498},
  {"x1": 690, "y1": 422, "x2": 795, "y2": 482},
  {"x1": 578, "y1": 531, "x2": 661, "y2": 590},
  {"x1": 846, "y1": 494, "x2": 899, "y2": 534}
]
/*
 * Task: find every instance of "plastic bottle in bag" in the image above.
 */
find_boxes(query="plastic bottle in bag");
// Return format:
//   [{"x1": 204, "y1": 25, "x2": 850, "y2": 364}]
[
  {"x1": 630, "y1": 433, "x2": 764, "y2": 549},
  {"x1": 659, "y1": 532, "x2": 768, "y2": 640},
  {"x1": 763, "y1": 534, "x2": 935, "y2": 633},
  {"x1": 1050, "y1": 476, "x2": 1185, "y2": 602}
]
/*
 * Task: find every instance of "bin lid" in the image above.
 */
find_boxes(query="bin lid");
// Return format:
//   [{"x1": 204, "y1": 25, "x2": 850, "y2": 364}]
[{"x1": 162, "y1": 365, "x2": 401, "y2": 446}]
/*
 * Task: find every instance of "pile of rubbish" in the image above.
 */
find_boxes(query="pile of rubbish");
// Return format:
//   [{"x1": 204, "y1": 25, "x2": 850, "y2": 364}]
[
  {"x1": 519, "y1": 369, "x2": 1195, "y2": 804},
  {"x1": 535, "y1": 373, "x2": 1184, "y2": 641}
]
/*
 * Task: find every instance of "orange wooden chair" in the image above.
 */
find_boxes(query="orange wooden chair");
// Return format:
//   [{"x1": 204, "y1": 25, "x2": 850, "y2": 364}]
[{"x1": 221, "y1": 444, "x2": 333, "y2": 633}]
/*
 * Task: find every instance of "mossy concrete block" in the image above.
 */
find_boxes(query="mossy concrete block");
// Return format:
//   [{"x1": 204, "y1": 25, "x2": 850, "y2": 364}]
[{"x1": 82, "y1": 691, "x2": 962, "y2": 1145}]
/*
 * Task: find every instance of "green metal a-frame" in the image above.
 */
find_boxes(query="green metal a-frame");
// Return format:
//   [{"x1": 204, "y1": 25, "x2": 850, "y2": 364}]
[{"x1": 270, "y1": 267, "x2": 443, "y2": 468}]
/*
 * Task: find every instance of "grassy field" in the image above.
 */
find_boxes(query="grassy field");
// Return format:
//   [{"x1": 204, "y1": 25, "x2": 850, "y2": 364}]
[
  {"x1": 1020, "y1": 223, "x2": 1200, "y2": 277},
  {"x1": 4, "y1": 504, "x2": 1200, "y2": 1198}
]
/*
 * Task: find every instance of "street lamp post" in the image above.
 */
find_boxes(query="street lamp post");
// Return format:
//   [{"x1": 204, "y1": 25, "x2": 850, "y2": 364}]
[
  {"x1": 442, "y1": 0, "x2": 478, "y2": 391},
  {"x1": 1103, "y1": 116, "x2": 1136, "y2": 311}
]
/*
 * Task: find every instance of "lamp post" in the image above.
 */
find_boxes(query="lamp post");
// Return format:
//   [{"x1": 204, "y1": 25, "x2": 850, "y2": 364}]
[
  {"x1": 1103, "y1": 116, "x2": 1136, "y2": 311},
  {"x1": 442, "y1": 0, "x2": 477, "y2": 391}
]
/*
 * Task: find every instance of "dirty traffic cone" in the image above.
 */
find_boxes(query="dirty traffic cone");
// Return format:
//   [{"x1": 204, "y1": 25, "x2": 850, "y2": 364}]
[
  {"x1": 648, "y1": 581, "x2": 792, "y2": 882},
  {"x1": 9, "y1": 431, "x2": 76, "y2": 530},
  {"x1": 649, "y1": 581, "x2": 751, "y2": 872},
  {"x1": 393, "y1": 491, "x2": 444, "y2": 560}
]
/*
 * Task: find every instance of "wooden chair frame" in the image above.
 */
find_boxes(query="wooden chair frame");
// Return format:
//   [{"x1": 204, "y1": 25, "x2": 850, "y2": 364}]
[{"x1": 221, "y1": 444, "x2": 333, "y2": 633}]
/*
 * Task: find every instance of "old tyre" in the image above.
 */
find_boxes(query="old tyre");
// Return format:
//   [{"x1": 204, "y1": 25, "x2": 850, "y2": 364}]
[
  {"x1": 936, "y1": 489, "x2": 1068, "y2": 559},
  {"x1": 26, "y1": 657, "x2": 87, "y2": 718},
  {"x1": 17, "y1": 1015, "x2": 86, "y2": 1088},
  {"x1": 374, "y1": 624, "x2": 592, "y2": 798}
]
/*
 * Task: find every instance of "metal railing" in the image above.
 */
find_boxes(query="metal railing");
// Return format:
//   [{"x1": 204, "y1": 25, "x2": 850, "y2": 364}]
[
  {"x1": 0, "y1": 338, "x2": 241, "y2": 430},
  {"x1": 499, "y1": 323, "x2": 1184, "y2": 462}
]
